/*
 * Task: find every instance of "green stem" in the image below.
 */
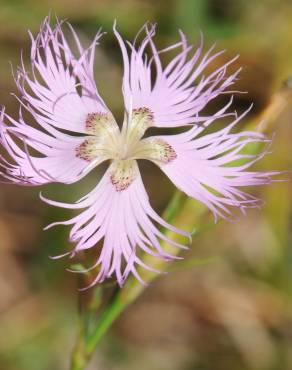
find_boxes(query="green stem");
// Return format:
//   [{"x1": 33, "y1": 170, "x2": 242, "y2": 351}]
[
  {"x1": 85, "y1": 293, "x2": 127, "y2": 353},
  {"x1": 70, "y1": 334, "x2": 87, "y2": 370},
  {"x1": 70, "y1": 285, "x2": 145, "y2": 369},
  {"x1": 70, "y1": 293, "x2": 128, "y2": 369}
]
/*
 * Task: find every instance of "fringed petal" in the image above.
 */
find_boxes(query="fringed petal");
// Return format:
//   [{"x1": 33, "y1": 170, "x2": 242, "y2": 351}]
[
  {"x1": 16, "y1": 16, "x2": 110, "y2": 133},
  {"x1": 114, "y1": 23, "x2": 240, "y2": 127},
  {"x1": 148, "y1": 108, "x2": 278, "y2": 221},
  {"x1": 42, "y1": 161, "x2": 190, "y2": 287},
  {"x1": 0, "y1": 18, "x2": 117, "y2": 185},
  {"x1": 0, "y1": 109, "x2": 91, "y2": 184}
]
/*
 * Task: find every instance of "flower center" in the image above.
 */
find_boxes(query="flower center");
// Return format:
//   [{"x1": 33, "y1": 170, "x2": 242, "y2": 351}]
[{"x1": 76, "y1": 107, "x2": 177, "y2": 191}]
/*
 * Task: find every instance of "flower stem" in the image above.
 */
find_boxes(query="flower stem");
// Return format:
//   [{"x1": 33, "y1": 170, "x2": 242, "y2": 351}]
[
  {"x1": 85, "y1": 292, "x2": 128, "y2": 353},
  {"x1": 70, "y1": 335, "x2": 87, "y2": 370}
]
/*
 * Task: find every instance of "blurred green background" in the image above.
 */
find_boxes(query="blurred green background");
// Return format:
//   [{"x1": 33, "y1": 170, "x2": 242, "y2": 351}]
[{"x1": 0, "y1": 0, "x2": 292, "y2": 369}]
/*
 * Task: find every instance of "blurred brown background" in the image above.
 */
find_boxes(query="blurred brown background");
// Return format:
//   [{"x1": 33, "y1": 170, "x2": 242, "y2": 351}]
[{"x1": 0, "y1": 0, "x2": 292, "y2": 369}]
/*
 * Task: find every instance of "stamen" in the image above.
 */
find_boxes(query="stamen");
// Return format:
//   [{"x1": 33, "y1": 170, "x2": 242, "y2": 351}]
[
  {"x1": 76, "y1": 111, "x2": 120, "y2": 162},
  {"x1": 133, "y1": 138, "x2": 177, "y2": 164},
  {"x1": 75, "y1": 138, "x2": 100, "y2": 162},
  {"x1": 153, "y1": 139, "x2": 177, "y2": 163},
  {"x1": 85, "y1": 111, "x2": 119, "y2": 138},
  {"x1": 110, "y1": 159, "x2": 137, "y2": 192},
  {"x1": 132, "y1": 107, "x2": 154, "y2": 123},
  {"x1": 127, "y1": 107, "x2": 154, "y2": 142}
]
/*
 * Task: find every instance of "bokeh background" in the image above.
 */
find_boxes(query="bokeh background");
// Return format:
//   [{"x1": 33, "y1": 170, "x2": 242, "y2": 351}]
[{"x1": 0, "y1": 0, "x2": 291, "y2": 369}]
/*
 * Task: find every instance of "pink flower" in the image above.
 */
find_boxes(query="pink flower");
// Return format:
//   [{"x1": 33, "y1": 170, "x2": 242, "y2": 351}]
[{"x1": 0, "y1": 18, "x2": 276, "y2": 286}]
